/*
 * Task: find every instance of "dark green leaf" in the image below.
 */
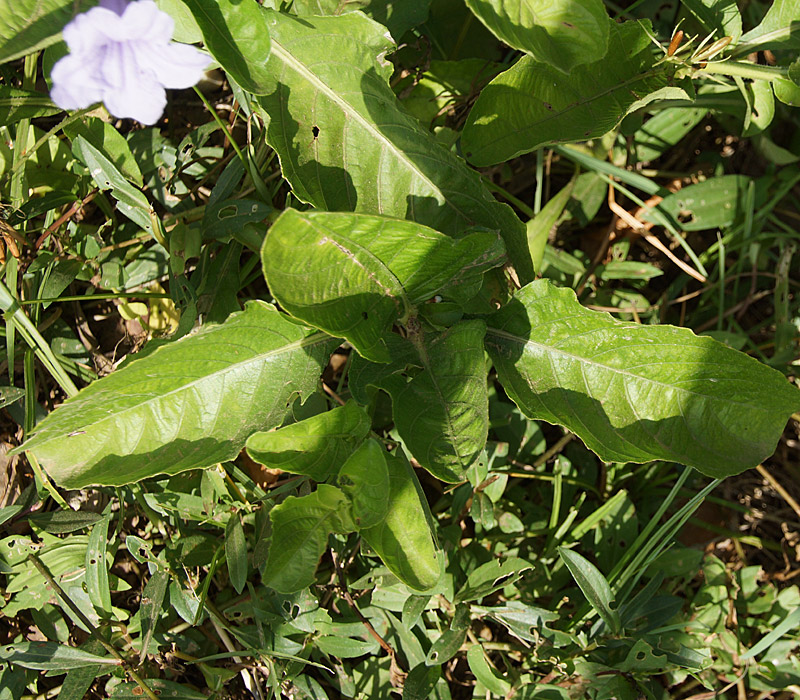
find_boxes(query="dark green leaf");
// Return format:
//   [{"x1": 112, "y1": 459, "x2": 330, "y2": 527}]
[
  {"x1": 64, "y1": 117, "x2": 143, "y2": 187},
  {"x1": 466, "y1": 644, "x2": 511, "y2": 695},
  {"x1": 485, "y1": 281, "x2": 800, "y2": 477},
  {"x1": 316, "y1": 635, "x2": 376, "y2": 658},
  {"x1": 403, "y1": 663, "x2": 441, "y2": 700},
  {"x1": 109, "y1": 679, "x2": 207, "y2": 700},
  {"x1": 225, "y1": 515, "x2": 247, "y2": 595},
  {"x1": 139, "y1": 568, "x2": 169, "y2": 662},
  {"x1": 27, "y1": 510, "x2": 103, "y2": 533},
  {"x1": 247, "y1": 400, "x2": 371, "y2": 480},
  {"x1": 202, "y1": 198, "x2": 272, "y2": 241},
  {"x1": 455, "y1": 557, "x2": 532, "y2": 603},
  {"x1": 85, "y1": 515, "x2": 111, "y2": 614},
  {"x1": 558, "y1": 546, "x2": 620, "y2": 633},
  {"x1": 19, "y1": 302, "x2": 337, "y2": 487},
  {"x1": 180, "y1": 0, "x2": 272, "y2": 94},
  {"x1": 0, "y1": 87, "x2": 60, "y2": 126}
]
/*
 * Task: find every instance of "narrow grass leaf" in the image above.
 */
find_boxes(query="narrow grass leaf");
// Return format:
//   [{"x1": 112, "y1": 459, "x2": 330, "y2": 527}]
[
  {"x1": 85, "y1": 515, "x2": 111, "y2": 615},
  {"x1": 558, "y1": 547, "x2": 620, "y2": 634},
  {"x1": 0, "y1": 641, "x2": 120, "y2": 670}
]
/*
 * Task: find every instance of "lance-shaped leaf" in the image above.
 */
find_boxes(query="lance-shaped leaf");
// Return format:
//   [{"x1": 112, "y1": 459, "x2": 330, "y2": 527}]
[
  {"x1": 18, "y1": 302, "x2": 337, "y2": 488},
  {"x1": 462, "y1": 19, "x2": 676, "y2": 166},
  {"x1": 390, "y1": 321, "x2": 489, "y2": 482},
  {"x1": 264, "y1": 484, "x2": 354, "y2": 593},
  {"x1": 485, "y1": 281, "x2": 800, "y2": 478},
  {"x1": 262, "y1": 209, "x2": 505, "y2": 362},
  {"x1": 738, "y1": 0, "x2": 800, "y2": 53},
  {"x1": 337, "y1": 438, "x2": 390, "y2": 529},
  {"x1": 180, "y1": 0, "x2": 272, "y2": 94},
  {"x1": 464, "y1": 0, "x2": 609, "y2": 74},
  {"x1": 246, "y1": 400, "x2": 371, "y2": 480},
  {"x1": 256, "y1": 9, "x2": 532, "y2": 283},
  {"x1": 360, "y1": 451, "x2": 440, "y2": 591}
]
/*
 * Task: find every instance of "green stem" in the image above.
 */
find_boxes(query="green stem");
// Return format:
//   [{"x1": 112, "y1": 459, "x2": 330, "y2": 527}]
[
  {"x1": 697, "y1": 61, "x2": 786, "y2": 83},
  {"x1": 0, "y1": 279, "x2": 79, "y2": 397}
]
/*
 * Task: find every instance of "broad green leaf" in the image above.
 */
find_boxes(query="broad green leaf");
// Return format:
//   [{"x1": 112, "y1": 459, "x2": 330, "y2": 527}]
[
  {"x1": 558, "y1": 546, "x2": 620, "y2": 633},
  {"x1": 64, "y1": 117, "x2": 143, "y2": 187},
  {"x1": 261, "y1": 209, "x2": 505, "y2": 362},
  {"x1": 18, "y1": 302, "x2": 337, "y2": 488},
  {"x1": 264, "y1": 484, "x2": 355, "y2": 593},
  {"x1": 292, "y1": 0, "x2": 431, "y2": 39},
  {"x1": 0, "y1": 642, "x2": 119, "y2": 671},
  {"x1": 157, "y1": 0, "x2": 202, "y2": 43},
  {"x1": 138, "y1": 568, "x2": 169, "y2": 662},
  {"x1": 738, "y1": 0, "x2": 800, "y2": 53},
  {"x1": 58, "y1": 639, "x2": 107, "y2": 700},
  {"x1": 180, "y1": 0, "x2": 271, "y2": 94},
  {"x1": 426, "y1": 626, "x2": 467, "y2": 665},
  {"x1": 247, "y1": 400, "x2": 371, "y2": 480},
  {"x1": 0, "y1": 385, "x2": 24, "y2": 409},
  {"x1": 466, "y1": 644, "x2": 511, "y2": 696},
  {"x1": 337, "y1": 438, "x2": 390, "y2": 529},
  {"x1": 403, "y1": 664, "x2": 441, "y2": 700},
  {"x1": 0, "y1": 87, "x2": 61, "y2": 126},
  {"x1": 71, "y1": 136, "x2": 155, "y2": 237},
  {"x1": 455, "y1": 557, "x2": 533, "y2": 603},
  {"x1": 485, "y1": 280, "x2": 800, "y2": 477},
  {"x1": 0, "y1": 0, "x2": 94, "y2": 64},
  {"x1": 360, "y1": 451, "x2": 440, "y2": 591},
  {"x1": 225, "y1": 515, "x2": 247, "y2": 594},
  {"x1": 202, "y1": 198, "x2": 272, "y2": 241},
  {"x1": 386, "y1": 321, "x2": 489, "y2": 482},
  {"x1": 775, "y1": 76, "x2": 800, "y2": 107},
  {"x1": 645, "y1": 175, "x2": 751, "y2": 231},
  {"x1": 85, "y1": 515, "x2": 111, "y2": 614},
  {"x1": 464, "y1": 0, "x2": 609, "y2": 73},
  {"x1": 462, "y1": 20, "x2": 675, "y2": 166},
  {"x1": 256, "y1": 10, "x2": 533, "y2": 283}
]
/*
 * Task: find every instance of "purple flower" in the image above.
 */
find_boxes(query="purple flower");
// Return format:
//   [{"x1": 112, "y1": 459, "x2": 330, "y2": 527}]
[{"x1": 51, "y1": 0, "x2": 210, "y2": 125}]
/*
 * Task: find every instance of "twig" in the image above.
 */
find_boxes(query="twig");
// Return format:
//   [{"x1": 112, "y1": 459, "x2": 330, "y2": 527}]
[
  {"x1": 36, "y1": 189, "x2": 98, "y2": 250},
  {"x1": 27, "y1": 553, "x2": 161, "y2": 700},
  {"x1": 756, "y1": 464, "x2": 800, "y2": 521}
]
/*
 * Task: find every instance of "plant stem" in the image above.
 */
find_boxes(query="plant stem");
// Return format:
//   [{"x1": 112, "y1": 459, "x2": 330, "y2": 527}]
[{"x1": 697, "y1": 61, "x2": 786, "y2": 83}]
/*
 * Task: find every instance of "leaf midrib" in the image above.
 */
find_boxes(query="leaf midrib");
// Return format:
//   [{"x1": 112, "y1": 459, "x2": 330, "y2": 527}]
[
  {"x1": 30, "y1": 331, "x2": 333, "y2": 445},
  {"x1": 486, "y1": 327, "x2": 775, "y2": 410}
]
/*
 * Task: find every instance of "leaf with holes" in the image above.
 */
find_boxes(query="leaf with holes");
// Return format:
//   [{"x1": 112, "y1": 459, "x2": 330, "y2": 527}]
[
  {"x1": 261, "y1": 209, "x2": 504, "y2": 362},
  {"x1": 255, "y1": 9, "x2": 532, "y2": 282},
  {"x1": 464, "y1": 0, "x2": 609, "y2": 73},
  {"x1": 17, "y1": 302, "x2": 337, "y2": 487},
  {"x1": 558, "y1": 546, "x2": 620, "y2": 633},
  {"x1": 455, "y1": 557, "x2": 533, "y2": 603},
  {"x1": 462, "y1": 19, "x2": 678, "y2": 166},
  {"x1": 485, "y1": 280, "x2": 800, "y2": 477}
]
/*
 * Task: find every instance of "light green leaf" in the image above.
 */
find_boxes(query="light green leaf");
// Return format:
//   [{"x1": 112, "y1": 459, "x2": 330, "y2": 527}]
[
  {"x1": 462, "y1": 20, "x2": 675, "y2": 166},
  {"x1": 646, "y1": 175, "x2": 751, "y2": 231},
  {"x1": 0, "y1": 385, "x2": 24, "y2": 410},
  {"x1": 466, "y1": 644, "x2": 511, "y2": 696},
  {"x1": 138, "y1": 568, "x2": 169, "y2": 662},
  {"x1": 337, "y1": 438, "x2": 390, "y2": 529},
  {"x1": 157, "y1": 0, "x2": 202, "y2": 44},
  {"x1": 738, "y1": 0, "x2": 800, "y2": 53},
  {"x1": 386, "y1": 321, "x2": 489, "y2": 482},
  {"x1": 0, "y1": 0, "x2": 94, "y2": 65},
  {"x1": 261, "y1": 209, "x2": 505, "y2": 362},
  {"x1": 485, "y1": 280, "x2": 800, "y2": 477},
  {"x1": 247, "y1": 400, "x2": 370, "y2": 480},
  {"x1": 455, "y1": 557, "x2": 533, "y2": 603},
  {"x1": 0, "y1": 642, "x2": 119, "y2": 671},
  {"x1": 18, "y1": 302, "x2": 337, "y2": 488},
  {"x1": 464, "y1": 0, "x2": 609, "y2": 73},
  {"x1": 0, "y1": 87, "x2": 61, "y2": 126},
  {"x1": 71, "y1": 136, "x2": 155, "y2": 237},
  {"x1": 256, "y1": 9, "x2": 532, "y2": 283},
  {"x1": 264, "y1": 484, "x2": 355, "y2": 593},
  {"x1": 64, "y1": 117, "x2": 143, "y2": 187},
  {"x1": 225, "y1": 515, "x2": 247, "y2": 595},
  {"x1": 85, "y1": 515, "x2": 111, "y2": 614},
  {"x1": 180, "y1": 0, "x2": 271, "y2": 94},
  {"x1": 526, "y1": 178, "x2": 575, "y2": 274},
  {"x1": 558, "y1": 546, "x2": 620, "y2": 633},
  {"x1": 360, "y1": 451, "x2": 440, "y2": 591},
  {"x1": 774, "y1": 76, "x2": 800, "y2": 107}
]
